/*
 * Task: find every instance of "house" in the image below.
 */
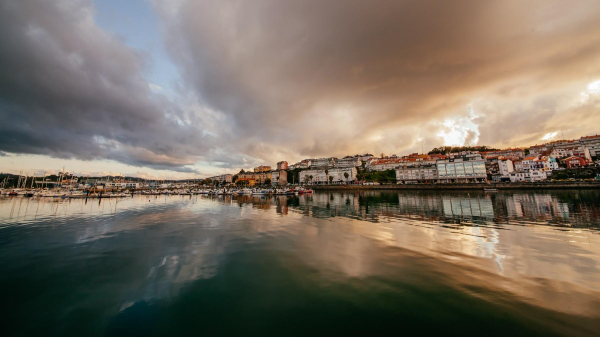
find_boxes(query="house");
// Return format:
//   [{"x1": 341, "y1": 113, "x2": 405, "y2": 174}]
[{"x1": 565, "y1": 156, "x2": 587, "y2": 168}]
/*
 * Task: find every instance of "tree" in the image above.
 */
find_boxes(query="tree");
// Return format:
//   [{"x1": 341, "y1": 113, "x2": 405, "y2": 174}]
[
  {"x1": 324, "y1": 169, "x2": 329, "y2": 184},
  {"x1": 304, "y1": 175, "x2": 310, "y2": 184},
  {"x1": 264, "y1": 178, "x2": 271, "y2": 185},
  {"x1": 309, "y1": 175, "x2": 313, "y2": 185},
  {"x1": 329, "y1": 176, "x2": 333, "y2": 184},
  {"x1": 344, "y1": 172, "x2": 349, "y2": 183}
]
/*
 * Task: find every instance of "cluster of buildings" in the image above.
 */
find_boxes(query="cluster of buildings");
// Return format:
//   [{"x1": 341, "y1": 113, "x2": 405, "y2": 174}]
[
  {"x1": 210, "y1": 134, "x2": 600, "y2": 186},
  {"x1": 234, "y1": 165, "x2": 288, "y2": 186}
]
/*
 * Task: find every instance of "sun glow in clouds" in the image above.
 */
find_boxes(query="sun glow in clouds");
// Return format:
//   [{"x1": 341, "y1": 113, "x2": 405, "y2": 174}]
[
  {"x1": 541, "y1": 131, "x2": 558, "y2": 141},
  {"x1": 436, "y1": 105, "x2": 480, "y2": 146},
  {"x1": 579, "y1": 79, "x2": 600, "y2": 104}
]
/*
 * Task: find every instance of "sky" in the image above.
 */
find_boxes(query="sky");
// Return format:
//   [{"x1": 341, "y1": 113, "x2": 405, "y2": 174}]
[{"x1": 1, "y1": 0, "x2": 600, "y2": 179}]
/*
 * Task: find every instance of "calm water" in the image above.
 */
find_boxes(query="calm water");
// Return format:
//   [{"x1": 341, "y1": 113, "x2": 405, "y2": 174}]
[{"x1": 1, "y1": 190, "x2": 600, "y2": 337}]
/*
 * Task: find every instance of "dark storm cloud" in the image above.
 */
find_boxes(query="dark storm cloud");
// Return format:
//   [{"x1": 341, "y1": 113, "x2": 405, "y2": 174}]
[
  {"x1": 157, "y1": 0, "x2": 600, "y2": 158},
  {"x1": 0, "y1": 0, "x2": 212, "y2": 171}
]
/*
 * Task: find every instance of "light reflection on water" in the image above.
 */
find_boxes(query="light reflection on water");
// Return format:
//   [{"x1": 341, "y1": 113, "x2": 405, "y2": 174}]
[{"x1": 0, "y1": 190, "x2": 599, "y2": 336}]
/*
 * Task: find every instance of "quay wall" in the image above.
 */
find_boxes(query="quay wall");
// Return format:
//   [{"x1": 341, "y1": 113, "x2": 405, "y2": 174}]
[{"x1": 310, "y1": 182, "x2": 600, "y2": 191}]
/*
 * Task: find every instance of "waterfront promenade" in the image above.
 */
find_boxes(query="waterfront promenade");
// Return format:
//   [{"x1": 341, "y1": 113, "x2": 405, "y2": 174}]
[{"x1": 310, "y1": 182, "x2": 600, "y2": 191}]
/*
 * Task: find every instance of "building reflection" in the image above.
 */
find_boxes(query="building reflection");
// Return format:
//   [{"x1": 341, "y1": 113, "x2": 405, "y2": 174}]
[{"x1": 199, "y1": 189, "x2": 600, "y2": 229}]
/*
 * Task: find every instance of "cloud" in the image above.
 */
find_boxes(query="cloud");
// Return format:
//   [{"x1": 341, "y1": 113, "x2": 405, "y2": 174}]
[
  {"x1": 0, "y1": 0, "x2": 214, "y2": 171},
  {"x1": 155, "y1": 0, "x2": 600, "y2": 160},
  {"x1": 2, "y1": 0, "x2": 600, "y2": 175}
]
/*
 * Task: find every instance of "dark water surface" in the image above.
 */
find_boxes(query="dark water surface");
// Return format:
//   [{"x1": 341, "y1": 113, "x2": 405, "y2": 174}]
[{"x1": 1, "y1": 190, "x2": 600, "y2": 336}]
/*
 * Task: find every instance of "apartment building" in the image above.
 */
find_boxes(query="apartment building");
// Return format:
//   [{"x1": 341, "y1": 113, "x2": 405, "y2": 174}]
[
  {"x1": 270, "y1": 170, "x2": 288, "y2": 185},
  {"x1": 337, "y1": 157, "x2": 362, "y2": 168},
  {"x1": 436, "y1": 152, "x2": 487, "y2": 183},
  {"x1": 395, "y1": 164, "x2": 437, "y2": 184},
  {"x1": 579, "y1": 134, "x2": 600, "y2": 157},
  {"x1": 276, "y1": 161, "x2": 288, "y2": 170},
  {"x1": 311, "y1": 157, "x2": 338, "y2": 168},
  {"x1": 509, "y1": 170, "x2": 548, "y2": 182},
  {"x1": 299, "y1": 167, "x2": 357, "y2": 184}
]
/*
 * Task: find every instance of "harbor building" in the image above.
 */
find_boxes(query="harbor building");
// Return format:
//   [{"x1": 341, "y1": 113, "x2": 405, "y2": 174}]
[
  {"x1": 395, "y1": 164, "x2": 438, "y2": 184},
  {"x1": 436, "y1": 152, "x2": 487, "y2": 183},
  {"x1": 270, "y1": 170, "x2": 288, "y2": 186},
  {"x1": 299, "y1": 167, "x2": 357, "y2": 184}
]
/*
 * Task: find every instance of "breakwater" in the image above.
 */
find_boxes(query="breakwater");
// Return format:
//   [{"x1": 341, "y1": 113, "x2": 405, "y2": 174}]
[{"x1": 311, "y1": 182, "x2": 600, "y2": 191}]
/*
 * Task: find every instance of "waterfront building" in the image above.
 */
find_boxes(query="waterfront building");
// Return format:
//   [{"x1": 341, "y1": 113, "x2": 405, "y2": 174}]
[
  {"x1": 509, "y1": 170, "x2": 548, "y2": 182},
  {"x1": 436, "y1": 152, "x2": 487, "y2": 183},
  {"x1": 299, "y1": 167, "x2": 357, "y2": 184},
  {"x1": 207, "y1": 174, "x2": 233, "y2": 184},
  {"x1": 270, "y1": 170, "x2": 288, "y2": 186},
  {"x1": 276, "y1": 161, "x2": 288, "y2": 170},
  {"x1": 254, "y1": 165, "x2": 272, "y2": 173},
  {"x1": 395, "y1": 164, "x2": 437, "y2": 184},
  {"x1": 238, "y1": 172, "x2": 271, "y2": 184}
]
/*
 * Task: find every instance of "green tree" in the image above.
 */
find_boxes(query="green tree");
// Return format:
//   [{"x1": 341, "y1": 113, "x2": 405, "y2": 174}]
[
  {"x1": 309, "y1": 175, "x2": 313, "y2": 185},
  {"x1": 264, "y1": 178, "x2": 271, "y2": 185},
  {"x1": 344, "y1": 172, "x2": 349, "y2": 183},
  {"x1": 329, "y1": 176, "x2": 333, "y2": 184}
]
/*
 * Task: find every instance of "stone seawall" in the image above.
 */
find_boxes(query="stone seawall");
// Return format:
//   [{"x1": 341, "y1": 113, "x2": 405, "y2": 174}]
[{"x1": 311, "y1": 182, "x2": 600, "y2": 191}]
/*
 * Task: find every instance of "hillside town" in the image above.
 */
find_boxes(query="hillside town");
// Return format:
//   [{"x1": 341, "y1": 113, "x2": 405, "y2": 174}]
[
  {"x1": 2, "y1": 134, "x2": 600, "y2": 191},
  {"x1": 193, "y1": 133, "x2": 600, "y2": 187}
]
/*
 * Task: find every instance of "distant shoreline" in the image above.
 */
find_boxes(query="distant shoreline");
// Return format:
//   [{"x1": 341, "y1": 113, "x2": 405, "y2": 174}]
[{"x1": 310, "y1": 182, "x2": 600, "y2": 191}]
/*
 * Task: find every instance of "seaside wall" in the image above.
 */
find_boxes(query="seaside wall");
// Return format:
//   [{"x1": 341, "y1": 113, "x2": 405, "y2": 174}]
[{"x1": 310, "y1": 182, "x2": 600, "y2": 191}]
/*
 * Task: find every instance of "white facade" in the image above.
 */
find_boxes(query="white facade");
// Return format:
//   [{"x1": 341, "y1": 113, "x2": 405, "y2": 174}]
[
  {"x1": 270, "y1": 171, "x2": 288, "y2": 186},
  {"x1": 509, "y1": 170, "x2": 548, "y2": 182},
  {"x1": 337, "y1": 157, "x2": 362, "y2": 168},
  {"x1": 498, "y1": 159, "x2": 514, "y2": 176},
  {"x1": 311, "y1": 157, "x2": 338, "y2": 168},
  {"x1": 368, "y1": 159, "x2": 402, "y2": 171},
  {"x1": 396, "y1": 164, "x2": 437, "y2": 183},
  {"x1": 436, "y1": 153, "x2": 487, "y2": 183},
  {"x1": 579, "y1": 135, "x2": 600, "y2": 157},
  {"x1": 298, "y1": 160, "x2": 311, "y2": 169},
  {"x1": 299, "y1": 167, "x2": 357, "y2": 184},
  {"x1": 105, "y1": 182, "x2": 140, "y2": 189}
]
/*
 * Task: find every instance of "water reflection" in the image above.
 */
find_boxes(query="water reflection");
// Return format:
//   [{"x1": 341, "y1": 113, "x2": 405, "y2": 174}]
[
  {"x1": 0, "y1": 191, "x2": 599, "y2": 337},
  {"x1": 201, "y1": 190, "x2": 600, "y2": 230}
]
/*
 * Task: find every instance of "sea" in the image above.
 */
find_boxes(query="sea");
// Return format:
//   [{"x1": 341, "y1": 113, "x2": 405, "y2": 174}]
[{"x1": 1, "y1": 190, "x2": 599, "y2": 336}]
